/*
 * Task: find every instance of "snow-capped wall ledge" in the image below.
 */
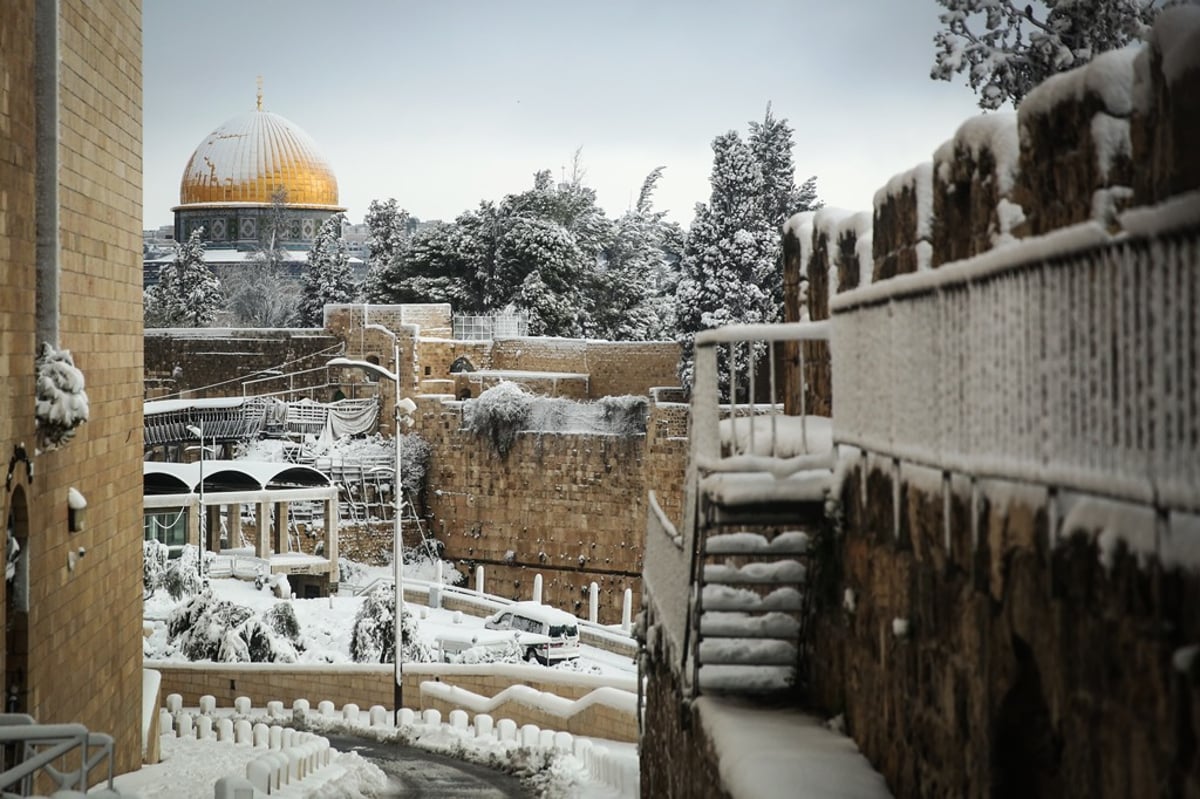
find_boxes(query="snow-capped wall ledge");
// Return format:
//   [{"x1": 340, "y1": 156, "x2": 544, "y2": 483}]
[
  {"x1": 35, "y1": 342, "x2": 89, "y2": 451},
  {"x1": 872, "y1": 161, "x2": 934, "y2": 281},
  {"x1": 933, "y1": 112, "x2": 1024, "y2": 256}
]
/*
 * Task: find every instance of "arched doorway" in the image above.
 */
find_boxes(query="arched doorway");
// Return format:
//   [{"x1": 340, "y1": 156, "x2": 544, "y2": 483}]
[{"x1": 5, "y1": 486, "x2": 29, "y2": 713}]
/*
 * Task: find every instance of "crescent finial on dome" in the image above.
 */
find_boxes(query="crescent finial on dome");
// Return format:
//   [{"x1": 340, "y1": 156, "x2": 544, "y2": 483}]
[{"x1": 256, "y1": 75, "x2": 263, "y2": 111}]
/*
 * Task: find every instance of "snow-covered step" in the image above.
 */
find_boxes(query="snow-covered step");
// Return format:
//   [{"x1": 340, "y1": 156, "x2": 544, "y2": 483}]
[
  {"x1": 698, "y1": 638, "x2": 797, "y2": 665},
  {"x1": 699, "y1": 611, "x2": 801, "y2": 639},
  {"x1": 697, "y1": 664, "x2": 795, "y2": 694},
  {"x1": 700, "y1": 585, "x2": 805, "y2": 613},
  {"x1": 705, "y1": 530, "x2": 810, "y2": 556},
  {"x1": 703, "y1": 559, "x2": 806, "y2": 585}
]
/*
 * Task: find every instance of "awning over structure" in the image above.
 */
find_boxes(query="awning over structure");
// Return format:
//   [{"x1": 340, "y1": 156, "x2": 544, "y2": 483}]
[{"x1": 143, "y1": 460, "x2": 331, "y2": 496}]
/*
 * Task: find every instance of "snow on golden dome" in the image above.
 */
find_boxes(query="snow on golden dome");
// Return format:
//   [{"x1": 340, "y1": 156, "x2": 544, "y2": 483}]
[{"x1": 177, "y1": 108, "x2": 341, "y2": 208}]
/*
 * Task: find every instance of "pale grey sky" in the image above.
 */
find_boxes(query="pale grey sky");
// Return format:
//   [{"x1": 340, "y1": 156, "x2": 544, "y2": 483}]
[{"x1": 142, "y1": 0, "x2": 983, "y2": 230}]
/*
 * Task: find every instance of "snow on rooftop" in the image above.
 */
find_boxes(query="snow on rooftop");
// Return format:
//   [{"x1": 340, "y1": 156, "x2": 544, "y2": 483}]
[{"x1": 695, "y1": 697, "x2": 892, "y2": 799}]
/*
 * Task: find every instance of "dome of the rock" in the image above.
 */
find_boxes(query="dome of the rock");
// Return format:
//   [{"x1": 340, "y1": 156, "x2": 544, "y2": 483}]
[{"x1": 177, "y1": 110, "x2": 341, "y2": 208}]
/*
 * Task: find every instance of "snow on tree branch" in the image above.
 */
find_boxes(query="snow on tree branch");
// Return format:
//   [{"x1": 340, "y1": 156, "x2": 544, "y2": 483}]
[
  {"x1": 930, "y1": 0, "x2": 1162, "y2": 109},
  {"x1": 35, "y1": 342, "x2": 89, "y2": 451}
]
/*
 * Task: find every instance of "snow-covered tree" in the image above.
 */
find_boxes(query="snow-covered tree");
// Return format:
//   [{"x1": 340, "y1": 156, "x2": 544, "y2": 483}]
[
  {"x1": 223, "y1": 267, "x2": 299, "y2": 327},
  {"x1": 349, "y1": 585, "x2": 432, "y2": 664},
  {"x1": 497, "y1": 217, "x2": 588, "y2": 336},
  {"x1": 299, "y1": 213, "x2": 355, "y2": 326},
  {"x1": 590, "y1": 167, "x2": 677, "y2": 340},
  {"x1": 930, "y1": 0, "x2": 1161, "y2": 109},
  {"x1": 360, "y1": 199, "x2": 415, "y2": 301},
  {"x1": 674, "y1": 132, "x2": 777, "y2": 393},
  {"x1": 144, "y1": 228, "x2": 222, "y2": 328},
  {"x1": 143, "y1": 539, "x2": 169, "y2": 596}
]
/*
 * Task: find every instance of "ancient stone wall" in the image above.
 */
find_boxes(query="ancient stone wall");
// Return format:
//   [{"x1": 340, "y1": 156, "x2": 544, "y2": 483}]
[
  {"x1": 418, "y1": 395, "x2": 687, "y2": 625},
  {"x1": 808, "y1": 461, "x2": 1200, "y2": 798},
  {"x1": 144, "y1": 329, "x2": 343, "y2": 400}
]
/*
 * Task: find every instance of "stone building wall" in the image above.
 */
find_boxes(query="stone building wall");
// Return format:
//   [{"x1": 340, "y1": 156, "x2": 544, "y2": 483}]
[{"x1": 1, "y1": 0, "x2": 146, "y2": 777}]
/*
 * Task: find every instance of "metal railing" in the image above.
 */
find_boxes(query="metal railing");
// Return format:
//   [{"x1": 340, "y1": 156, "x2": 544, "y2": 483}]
[{"x1": 0, "y1": 714, "x2": 114, "y2": 797}]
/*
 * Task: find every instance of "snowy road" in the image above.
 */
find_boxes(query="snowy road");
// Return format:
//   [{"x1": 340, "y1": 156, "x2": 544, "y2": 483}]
[{"x1": 324, "y1": 733, "x2": 530, "y2": 798}]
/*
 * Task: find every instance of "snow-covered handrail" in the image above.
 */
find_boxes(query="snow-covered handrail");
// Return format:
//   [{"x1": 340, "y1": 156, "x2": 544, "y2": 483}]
[{"x1": 832, "y1": 196, "x2": 1200, "y2": 513}]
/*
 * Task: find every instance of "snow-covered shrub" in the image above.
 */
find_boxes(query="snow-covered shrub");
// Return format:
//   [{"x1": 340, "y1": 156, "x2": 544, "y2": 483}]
[
  {"x1": 598, "y1": 395, "x2": 649, "y2": 435},
  {"x1": 35, "y1": 342, "x2": 89, "y2": 450},
  {"x1": 462, "y1": 381, "x2": 533, "y2": 458},
  {"x1": 338, "y1": 557, "x2": 365, "y2": 586},
  {"x1": 450, "y1": 638, "x2": 522, "y2": 665},
  {"x1": 349, "y1": 585, "x2": 433, "y2": 664},
  {"x1": 265, "y1": 601, "x2": 302, "y2": 642},
  {"x1": 143, "y1": 539, "x2": 169, "y2": 595},
  {"x1": 399, "y1": 432, "x2": 431, "y2": 495},
  {"x1": 167, "y1": 592, "x2": 254, "y2": 662},
  {"x1": 240, "y1": 617, "x2": 299, "y2": 663},
  {"x1": 160, "y1": 547, "x2": 205, "y2": 600}
]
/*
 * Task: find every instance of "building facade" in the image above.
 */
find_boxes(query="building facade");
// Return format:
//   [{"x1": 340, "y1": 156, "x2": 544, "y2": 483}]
[{"x1": 1, "y1": 0, "x2": 146, "y2": 778}]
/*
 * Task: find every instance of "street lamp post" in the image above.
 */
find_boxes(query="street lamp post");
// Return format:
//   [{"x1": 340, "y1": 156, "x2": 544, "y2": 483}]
[
  {"x1": 328, "y1": 347, "x2": 415, "y2": 721},
  {"x1": 185, "y1": 423, "x2": 206, "y2": 579}
]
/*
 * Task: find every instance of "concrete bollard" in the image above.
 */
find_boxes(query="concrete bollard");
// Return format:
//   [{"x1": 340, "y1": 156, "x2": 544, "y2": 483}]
[
  {"x1": 269, "y1": 726, "x2": 283, "y2": 750},
  {"x1": 217, "y1": 718, "x2": 234, "y2": 742},
  {"x1": 474, "y1": 714, "x2": 494, "y2": 738},
  {"x1": 398, "y1": 708, "x2": 416, "y2": 726},
  {"x1": 214, "y1": 775, "x2": 256, "y2": 799},
  {"x1": 342, "y1": 703, "x2": 360, "y2": 723},
  {"x1": 538, "y1": 729, "x2": 556, "y2": 749},
  {"x1": 175, "y1": 713, "x2": 193, "y2": 739},
  {"x1": 267, "y1": 700, "x2": 285, "y2": 719},
  {"x1": 554, "y1": 731, "x2": 573, "y2": 751},
  {"x1": 157, "y1": 709, "x2": 172, "y2": 738},
  {"x1": 234, "y1": 720, "x2": 252, "y2": 744},
  {"x1": 234, "y1": 696, "x2": 251, "y2": 715},
  {"x1": 252, "y1": 723, "x2": 270, "y2": 748},
  {"x1": 497, "y1": 718, "x2": 517, "y2": 742},
  {"x1": 198, "y1": 695, "x2": 216, "y2": 715},
  {"x1": 475, "y1": 564, "x2": 484, "y2": 594},
  {"x1": 589, "y1": 582, "x2": 599, "y2": 623},
  {"x1": 281, "y1": 728, "x2": 295, "y2": 749},
  {"x1": 574, "y1": 738, "x2": 593, "y2": 760},
  {"x1": 532, "y1": 573, "x2": 543, "y2": 604},
  {"x1": 369, "y1": 705, "x2": 389, "y2": 727},
  {"x1": 195, "y1": 715, "x2": 213, "y2": 740},
  {"x1": 245, "y1": 760, "x2": 272, "y2": 794},
  {"x1": 288, "y1": 750, "x2": 304, "y2": 782},
  {"x1": 621, "y1": 588, "x2": 633, "y2": 633},
  {"x1": 449, "y1": 709, "x2": 469, "y2": 730},
  {"x1": 165, "y1": 694, "x2": 182, "y2": 714},
  {"x1": 520, "y1": 724, "x2": 540, "y2": 747},
  {"x1": 421, "y1": 709, "x2": 441, "y2": 727},
  {"x1": 292, "y1": 698, "x2": 309, "y2": 724},
  {"x1": 452, "y1": 610, "x2": 463, "y2": 624},
  {"x1": 318, "y1": 700, "x2": 335, "y2": 716}
]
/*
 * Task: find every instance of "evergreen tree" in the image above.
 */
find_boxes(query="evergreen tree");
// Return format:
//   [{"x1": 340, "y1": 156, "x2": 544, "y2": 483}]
[
  {"x1": 674, "y1": 132, "x2": 776, "y2": 393},
  {"x1": 144, "y1": 227, "x2": 222, "y2": 328},
  {"x1": 223, "y1": 268, "x2": 299, "y2": 327},
  {"x1": 591, "y1": 167, "x2": 673, "y2": 340},
  {"x1": 931, "y1": 0, "x2": 1161, "y2": 110},
  {"x1": 299, "y1": 213, "x2": 355, "y2": 326},
  {"x1": 360, "y1": 198, "x2": 415, "y2": 301},
  {"x1": 496, "y1": 217, "x2": 588, "y2": 336}
]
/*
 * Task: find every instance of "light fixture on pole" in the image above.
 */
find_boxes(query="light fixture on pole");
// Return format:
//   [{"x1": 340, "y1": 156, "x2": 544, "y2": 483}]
[
  {"x1": 185, "y1": 423, "x2": 206, "y2": 579},
  {"x1": 328, "y1": 350, "x2": 415, "y2": 720}
]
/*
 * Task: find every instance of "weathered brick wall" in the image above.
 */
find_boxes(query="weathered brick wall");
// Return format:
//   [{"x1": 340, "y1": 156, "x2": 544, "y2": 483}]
[
  {"x1": 143, "y1": 329, "x2": 343, "y2": 400},
  {"x1": 455, "y1": 371, "x2": 590, "y2": 400},
  {"x1": 0, "y1": 0, "x2": 146, "y2": 778},
  {"x1": 872, "y1": 162, "x2": 933, "y2": 282},
  {"x1": 808, "y1": 462, "x2": 1200, "y2": 798}
]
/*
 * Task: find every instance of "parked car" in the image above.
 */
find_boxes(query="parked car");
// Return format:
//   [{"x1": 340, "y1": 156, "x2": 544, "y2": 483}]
[{"x1": 483, "y1": 601, "x2": 582, "y2": 664}]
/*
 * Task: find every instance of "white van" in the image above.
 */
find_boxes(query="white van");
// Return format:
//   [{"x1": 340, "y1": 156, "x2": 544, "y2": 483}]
[{"x1": 483, "y1": 601, "x2": 582, "y2": 664}]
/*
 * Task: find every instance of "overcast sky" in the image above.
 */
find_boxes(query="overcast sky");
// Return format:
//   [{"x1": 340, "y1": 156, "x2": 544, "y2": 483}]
[{"x1": 142, "y1": 0, "x2": 984, "y2": 230}]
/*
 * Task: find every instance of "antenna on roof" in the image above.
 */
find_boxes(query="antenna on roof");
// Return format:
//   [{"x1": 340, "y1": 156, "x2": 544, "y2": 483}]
[{"x1": 256, "y1": 75, "x2": 263, "y2": 111}]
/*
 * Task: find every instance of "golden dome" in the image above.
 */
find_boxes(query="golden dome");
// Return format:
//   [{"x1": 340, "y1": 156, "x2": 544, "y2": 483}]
[{"x1": 178, "y1": 109, "x2": 341, "y2": 208}]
